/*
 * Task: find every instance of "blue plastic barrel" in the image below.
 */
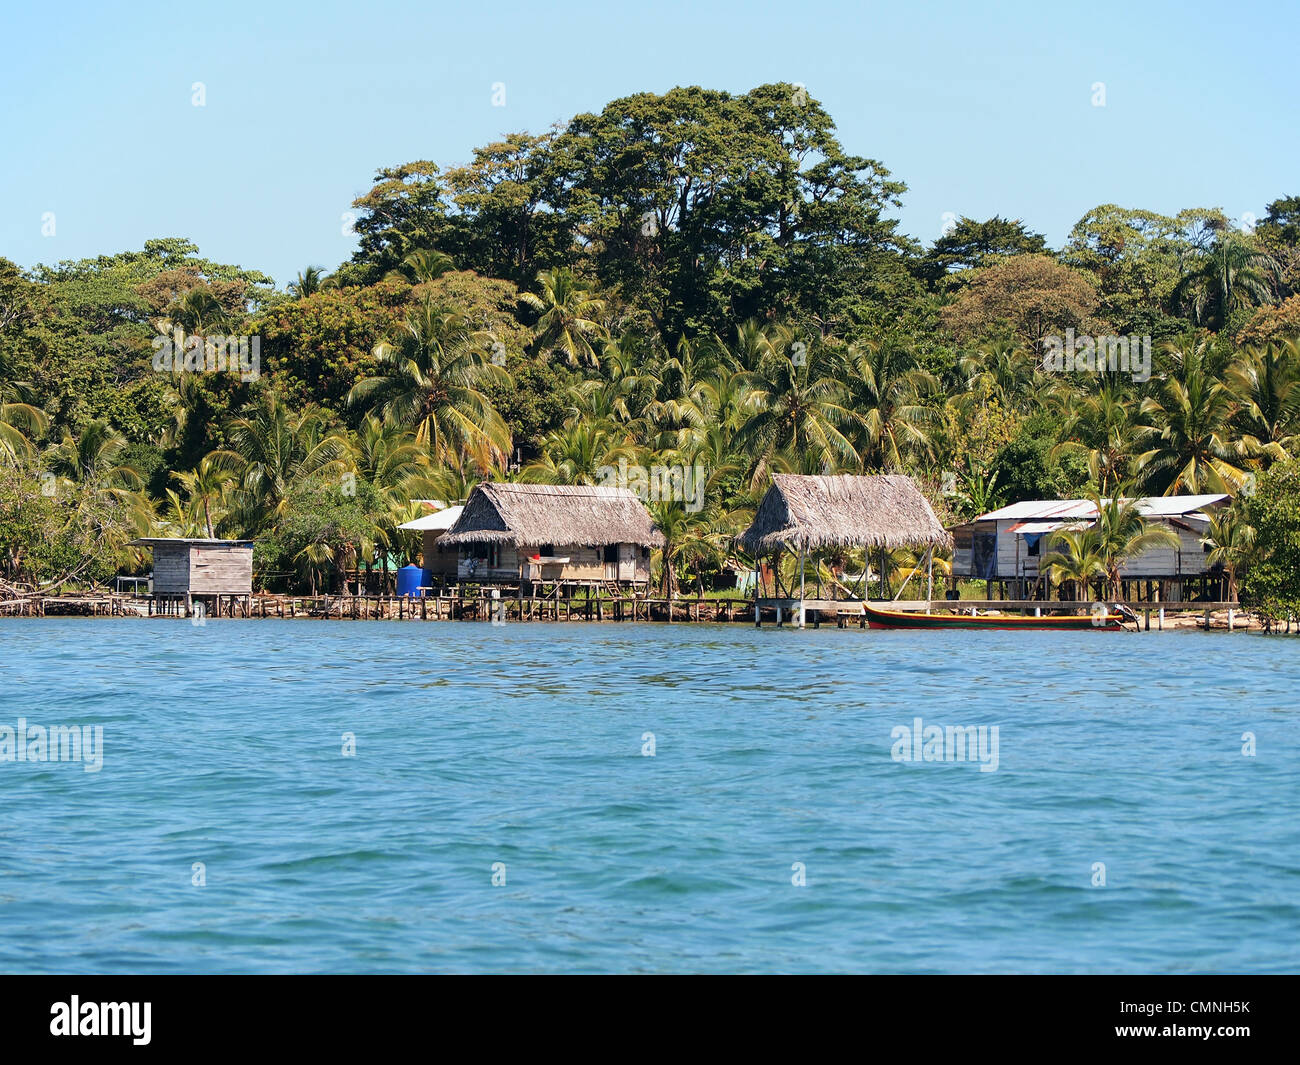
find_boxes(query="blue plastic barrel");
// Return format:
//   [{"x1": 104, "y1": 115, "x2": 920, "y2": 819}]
[{"x1": 396, "y1": 564, "x2": 425, "y2": 598}]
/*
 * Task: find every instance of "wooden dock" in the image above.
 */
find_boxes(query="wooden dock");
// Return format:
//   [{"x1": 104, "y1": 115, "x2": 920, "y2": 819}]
[
  {"x1": 1, "y1": 592, "x2": 1250, "y2": 630},
  {"x1": 754, "y1": 597, "x2": 1247, "y2": 630}
]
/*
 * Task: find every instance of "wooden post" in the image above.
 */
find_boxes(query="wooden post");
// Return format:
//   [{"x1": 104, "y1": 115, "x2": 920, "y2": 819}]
[
  {"x1": 798, "y1": 543, "x2": 806, "y2": 629},
  {"x1": 925, "y1": 545, "x2": 933, "y2": 614}
]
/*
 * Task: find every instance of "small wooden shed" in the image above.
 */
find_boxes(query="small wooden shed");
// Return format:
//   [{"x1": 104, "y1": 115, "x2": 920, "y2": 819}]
[{"x1": 130, "y1": 538, "x2": 254, "y2": 617}]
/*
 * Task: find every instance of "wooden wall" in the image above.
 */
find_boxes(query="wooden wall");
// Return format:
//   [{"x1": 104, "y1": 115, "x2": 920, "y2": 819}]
[
  {"x1": 422, "y1": 531, "x2": 459, "y2": 577},
  {"x1": 455, "y1": 542, "x2": 650, "y2": 584},
  {"x1": 152, "y1": 543, "x2": 253, "y2": 595},
  {"x1": 187, "y1": 544, "x2": 253, "y2": 594},
  {"x1": 151, "y1": 544, "x2": 191, "y2": 596}
]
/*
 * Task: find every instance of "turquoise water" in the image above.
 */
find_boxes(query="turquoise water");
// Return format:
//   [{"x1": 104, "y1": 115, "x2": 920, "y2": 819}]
[{"x1": 0, "y1": 618, "x2": 1297, "y2": 973}]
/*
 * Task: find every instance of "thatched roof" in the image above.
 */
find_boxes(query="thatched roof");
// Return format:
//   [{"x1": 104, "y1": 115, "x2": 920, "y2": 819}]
[
  {"x1": 440, "y1": 483, "x2": 665, "y2": 548},
  {"x1": 737, "y1": 474, "x2": 951, "y2": 554}
]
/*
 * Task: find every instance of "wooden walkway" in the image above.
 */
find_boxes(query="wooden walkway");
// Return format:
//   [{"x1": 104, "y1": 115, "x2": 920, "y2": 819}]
[
  {"x1": 754, "y1": 597, "x2": 1246, "y2": 630},
  {"x1": 0, "y1": 593, "x2": 1249, "y2": 628}
]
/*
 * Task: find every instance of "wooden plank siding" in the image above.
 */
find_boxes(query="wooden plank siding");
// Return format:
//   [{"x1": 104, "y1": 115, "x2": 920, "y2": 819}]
[
  {"x1": 455, "y1": 542, "x2": 651, "y2": 584},
  {"x1": 421, "y1": 531, "x2": 459, "y2": 578},
  {"x1": 150, "y1": 545, "x2": 191, "y2": 596},
  {"x1": 186, "y1": 544, "x2": 253, "y2": 594},
  {"x1": 151, "y1": 543, "x2": 252, "y2": 596}
]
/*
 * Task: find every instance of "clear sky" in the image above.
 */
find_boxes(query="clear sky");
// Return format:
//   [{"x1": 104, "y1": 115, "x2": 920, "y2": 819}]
[{"x1": 2, "y1": 0, "x2": 1296, "y2": 286}]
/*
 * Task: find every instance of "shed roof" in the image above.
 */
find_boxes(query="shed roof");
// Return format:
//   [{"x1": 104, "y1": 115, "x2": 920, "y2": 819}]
[{"x1": 129, "y1": 538, "x2": 254, "y2": 548}]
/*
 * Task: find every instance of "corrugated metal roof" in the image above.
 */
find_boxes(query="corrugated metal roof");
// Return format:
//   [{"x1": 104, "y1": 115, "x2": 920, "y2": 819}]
[
  {"x1": 1133, "y1": 494, "x2": 1229, "y2": 516},
  {"x1": 397, "y1": 505, "x2": 464, "y2": 532},
  {"x1": 1006, "y1": 520, "x2": 1091, "y2": 534},
  {"x1": 976, "y1": 499, "x2": 1097, "y2": 520},
  {"x1": 975, "y1": 494, "x2": 1229, "y2": 522}
]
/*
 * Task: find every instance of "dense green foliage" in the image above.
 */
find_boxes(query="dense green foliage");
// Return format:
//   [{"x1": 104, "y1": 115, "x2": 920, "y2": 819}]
[{"x1": 3, "y1": 84, "x2": 1300, "y2": 605}]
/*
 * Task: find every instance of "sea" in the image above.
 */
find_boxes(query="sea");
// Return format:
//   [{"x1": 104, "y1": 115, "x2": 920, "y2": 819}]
[{"x1": 1, "y1": 618, "x2": 1296, "y2": 973}]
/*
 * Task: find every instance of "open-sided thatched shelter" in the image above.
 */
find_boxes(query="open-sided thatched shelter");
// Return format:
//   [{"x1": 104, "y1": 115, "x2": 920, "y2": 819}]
[
  {"x1": 739, "y1": 474, "x2": 950, "y2": 555},
  {"x1": 737, "y1": 474, "x2": 950, "y2": 625},
  {"x1": 439, "y1": 483, "x2": 665, "y2": 590}
]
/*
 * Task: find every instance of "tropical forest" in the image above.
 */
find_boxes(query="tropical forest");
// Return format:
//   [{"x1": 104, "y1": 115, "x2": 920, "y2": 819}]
[{"x1": 3, "y1": 84, "x2": 1300, "y2": 613}]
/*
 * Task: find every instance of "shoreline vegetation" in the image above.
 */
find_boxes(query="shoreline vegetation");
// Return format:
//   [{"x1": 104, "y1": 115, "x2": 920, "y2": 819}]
[{"x1": 4, "y1": 84, "x2": 1300, "y2": 627}]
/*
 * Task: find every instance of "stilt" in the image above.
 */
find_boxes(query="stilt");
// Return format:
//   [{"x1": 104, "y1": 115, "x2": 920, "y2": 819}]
[
  {"x1": 925, "y1": 546, "x2": 933, "y2": 614},
  {"x1": 798, "y1": 543, "x2": 806, "y2": 629}
]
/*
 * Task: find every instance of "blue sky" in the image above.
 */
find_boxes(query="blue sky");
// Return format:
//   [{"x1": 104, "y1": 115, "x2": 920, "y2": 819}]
[{"x1": 2, "y1": 0, "x2": 1296, "y2": 286}]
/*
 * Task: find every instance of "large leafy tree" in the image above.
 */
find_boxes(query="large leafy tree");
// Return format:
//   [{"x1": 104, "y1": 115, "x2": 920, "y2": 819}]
[
  {"x1": 917, "y1": 215, "x2": 1047, "y2": 283},
  {"x1": 940, "y1": 254, "x2": 1106, "y2": 349},
  {"x1": 1061, "y1": 205, "x2": 1220, "y2": 337},
  {"x1": 552, "y1": 83, "x2": 912, "y2": 345},
  {"x1": 1240, "y1": 460, "x2": 1300, "y2": 618}
]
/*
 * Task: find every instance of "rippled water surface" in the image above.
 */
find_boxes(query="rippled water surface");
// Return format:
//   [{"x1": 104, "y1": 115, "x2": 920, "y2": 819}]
[{"x1": 1, "y1": 618, "x2": 1297, "y2": 973}]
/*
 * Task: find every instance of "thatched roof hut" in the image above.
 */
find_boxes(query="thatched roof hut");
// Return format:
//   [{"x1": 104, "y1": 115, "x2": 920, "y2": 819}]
[
  {"x1": 737, "y1": 474, "x2": 950, "y2": 555},
  {"x1": 440, "y1": 483, "x2": 665, "y2": 549}
]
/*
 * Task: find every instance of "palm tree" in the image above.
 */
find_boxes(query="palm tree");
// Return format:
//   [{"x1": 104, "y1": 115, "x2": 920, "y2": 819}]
[
  {"x1": 210, "y1": 390, "x2": 351, "y2": 531},
  {"x1": 46, "y1": 419, "x2": 155, "y2": 545},
  {"x1": 0, "y1": 383, "x2": 46, "y2": 466},
  {"x1": 1040, "y1": 527, "x2": 1107, "y2": 601},
  {"x1": 48, "y1": 418, "x2": 143, "y2": 491},
  {"x1": 842, "y1": 339, "x2": 940, "y2": 471},
  {"x1": 351, "y1": 414, "x2": 429, "y2": 500},
  {"x1": 1138, "y1": 337, "x2": 1250, "y2": 494},
  {"x1": 289, "y1": 266, "x2": 333, "y2": 298},
  {"x1": 1201, "y1": 506, "x2": 1256, "y2": 602},
  {"x1": 1226, "y1": 341, "x2": 1300, "y2": 460},
  {"x1": 733, "y1": 339, "x2": 858, "y2": 486},
  {"x1": 1051, "y1": 380, "x2": 1154, "y2": 493},
  {"x1": 522, "y1": 421, "x2": 639, "y2": 485},
  {"x1": 165, "y1": 287, "x2": 231, "y2": 335},
  {"x1": 521, "y1": 268, "x2": 608, "y2": 368},
  {"x1": 647, "y1": 499, "x2": 716, "y2": 599},
  {"x1": 1089, "y1": 493, "x2": 1180, "y2": 598},
  {"x1": 957, "y1": 340, "x2": 1040, "y2": 411},
  {"x1": 730, "y1": 319, "x2": 776, "y2": 372},
  {"x1": 171, "y1": 455, "x2": 237, "y2": 538},
  {"x1": 347, "y1": 299, "x2": 511, "y2": 466},
  {"x1": 1173, "y1": 233, "x2": 1280, "y2": 331},
  {"x1": 388, "y1": 248, "x2": 455, "y2": 285}
]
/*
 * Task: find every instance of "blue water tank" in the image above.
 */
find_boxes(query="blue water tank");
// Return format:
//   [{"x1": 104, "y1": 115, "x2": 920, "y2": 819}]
[{"x1": 396, "y1": 564, "x2": 425, "y2": 598}]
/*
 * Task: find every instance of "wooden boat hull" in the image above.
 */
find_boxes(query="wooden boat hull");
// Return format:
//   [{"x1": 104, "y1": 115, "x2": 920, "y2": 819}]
[{"x1": 864, "y1": 604, "x2": 1123, "y2": 630}]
